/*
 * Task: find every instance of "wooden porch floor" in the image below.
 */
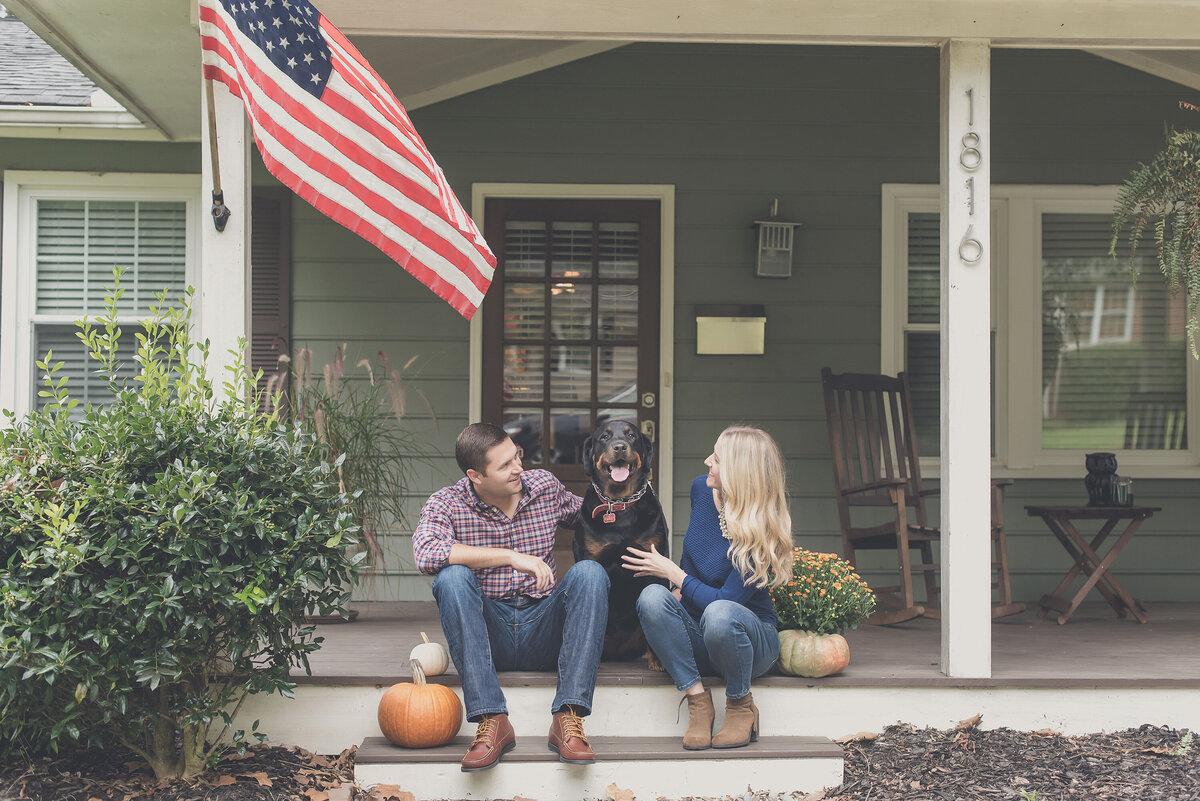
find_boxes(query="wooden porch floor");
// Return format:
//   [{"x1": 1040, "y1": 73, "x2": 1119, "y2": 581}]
[{"x1": 298, "y1": 601, "x2": 1200, "y2": 687}]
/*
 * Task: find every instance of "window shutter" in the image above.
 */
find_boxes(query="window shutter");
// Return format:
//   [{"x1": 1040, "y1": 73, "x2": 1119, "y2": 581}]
[{"x1": 250, "y1": 189, "x2": 291, "y2": 410}]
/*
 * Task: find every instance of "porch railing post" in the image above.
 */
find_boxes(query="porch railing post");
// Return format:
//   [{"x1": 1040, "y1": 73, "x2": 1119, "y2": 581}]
[
  {"x1": 199, "y1": 70, "x2": 251, "y2": 395},
  {"x1": 939, "y1": 38, "x2": 993, "y2": 678}
]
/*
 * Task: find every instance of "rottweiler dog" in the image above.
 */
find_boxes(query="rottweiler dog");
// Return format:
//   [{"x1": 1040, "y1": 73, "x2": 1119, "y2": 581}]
[{"x1": 573, "y1": 419, "x2": 669, "y2": 664}]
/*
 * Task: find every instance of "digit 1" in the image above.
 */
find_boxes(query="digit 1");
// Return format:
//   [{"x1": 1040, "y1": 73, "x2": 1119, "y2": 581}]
[
  {"x1": 966, "y1": 88, "x2": 973, "y2": 126},
  {"x1": 967, "y1": 176, "x2": 975, "y2": 216}
]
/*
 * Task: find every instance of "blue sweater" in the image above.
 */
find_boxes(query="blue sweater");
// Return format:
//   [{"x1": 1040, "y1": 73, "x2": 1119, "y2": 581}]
[{"x1": 678, "y1": 475, "x2": 778, "y2": 626}]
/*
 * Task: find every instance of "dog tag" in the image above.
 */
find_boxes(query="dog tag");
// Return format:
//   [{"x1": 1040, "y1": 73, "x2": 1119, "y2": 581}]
[{"x1": 603, "y1": 512, "x2": 616, "y2": 524}]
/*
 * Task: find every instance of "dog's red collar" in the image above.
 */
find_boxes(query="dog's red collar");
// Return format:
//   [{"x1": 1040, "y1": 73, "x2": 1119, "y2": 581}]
[
  {"x1": 591, "y1": 500, "x2": 634, "y2": 519},
  {"x1": 589, "y1": 480, "x2": 652, "y2": 522}
]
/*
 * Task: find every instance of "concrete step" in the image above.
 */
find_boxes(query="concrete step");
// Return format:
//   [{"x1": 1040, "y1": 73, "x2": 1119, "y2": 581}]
[{"x1": 354, "y1": 735, "x2": 844, "y2": 800}]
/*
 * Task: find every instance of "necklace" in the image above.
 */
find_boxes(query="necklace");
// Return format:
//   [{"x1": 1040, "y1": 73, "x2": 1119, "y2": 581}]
[{"x1": 718, "y1": 505, "x2": 732, "y2": 540}]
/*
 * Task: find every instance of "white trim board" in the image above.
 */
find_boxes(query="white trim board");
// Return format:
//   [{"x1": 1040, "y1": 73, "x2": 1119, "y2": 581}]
[{"x1": 469, "y1": 183, "x2": 676, "y2": 530}]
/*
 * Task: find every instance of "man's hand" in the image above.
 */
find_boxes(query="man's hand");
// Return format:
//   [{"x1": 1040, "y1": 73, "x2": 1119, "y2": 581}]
[{"x1": 511, "y1": 552, "x2": 555, "y2": 591}]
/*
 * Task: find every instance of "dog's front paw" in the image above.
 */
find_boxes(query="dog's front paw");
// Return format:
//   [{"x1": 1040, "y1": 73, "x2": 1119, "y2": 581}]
[{"x1": 646, "y1": 650, "x2": 665, "y2": 672}]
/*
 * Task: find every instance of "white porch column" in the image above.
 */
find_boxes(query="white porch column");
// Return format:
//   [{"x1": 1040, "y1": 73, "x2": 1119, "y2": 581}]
[
  {"x1": 198, "y1": 75, "x2": 251, "y2": 392},
  {"x1": 939, "y1": 39, "x2": 992, "y2": 677}
]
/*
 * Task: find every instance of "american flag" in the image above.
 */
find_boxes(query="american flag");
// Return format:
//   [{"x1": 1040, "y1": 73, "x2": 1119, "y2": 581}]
[{"x1": 198, "y1": 0, "x2": 495, "y2": 319}]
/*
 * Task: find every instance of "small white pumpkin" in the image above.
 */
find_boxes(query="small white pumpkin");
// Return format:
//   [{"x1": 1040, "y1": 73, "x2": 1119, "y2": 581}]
[{"x1": 409, "y1": 631, "x2": 450, "y2": 676}]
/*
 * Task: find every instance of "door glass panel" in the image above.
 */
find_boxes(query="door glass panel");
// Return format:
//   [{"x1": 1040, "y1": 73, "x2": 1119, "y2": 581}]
[
  {"x1": 599, "y1": 284, "x2": 639, "y2": 340},
  {"x1": 502, "y1": 408, "x2": 544, "y2": 465},
  {"x1": 551, "y1": 222, "x2": 593, "y2": 279},
  {"x1": 503, "y1": 345, "x2": 544, "y2": 402},
  {"x1": 599, "y1": 222, "x2": 640, "y2": 279},
  {"x1": 548, "y1": 408, "x2": 591, "y2": 465},
  {"x1": 550, "y1": 283, "x2": 591, "y2": 340},
  {"x1": 550, "y1": 345, "x2": 590, "y2": 401},
  {"x1": 598, "y1": 345, "x2": 637, "y2": 401},
  {"x1": 486, "y1": 198, "x2": 657, "y2": 511},
  {"x1": 504, "y1": 221, "x2": 546, "y2": 279},
  {"x1": 504, "y1": 283, "x2": 544, "y2": 338}
]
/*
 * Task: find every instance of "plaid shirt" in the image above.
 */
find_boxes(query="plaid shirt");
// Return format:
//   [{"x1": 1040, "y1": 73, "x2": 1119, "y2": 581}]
[{"x1": 412, "y1": 469, "x2": 582, "y2": 599}]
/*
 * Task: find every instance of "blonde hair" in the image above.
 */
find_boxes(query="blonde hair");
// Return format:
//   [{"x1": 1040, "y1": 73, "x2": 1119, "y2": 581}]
[{"x1": 715, "y1": 425, "x2": 794, "y2": 590}]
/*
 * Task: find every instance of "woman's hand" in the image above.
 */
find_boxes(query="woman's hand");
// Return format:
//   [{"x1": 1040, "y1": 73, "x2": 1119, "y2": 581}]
[{"x1": 621, "y1": 542, "x2": 686, "y2": 588}]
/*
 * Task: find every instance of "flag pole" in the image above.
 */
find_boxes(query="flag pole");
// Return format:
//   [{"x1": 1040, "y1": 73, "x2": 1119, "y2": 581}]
[{"x1": 205, "y1": 77, "x2": 232, "y2": 232}]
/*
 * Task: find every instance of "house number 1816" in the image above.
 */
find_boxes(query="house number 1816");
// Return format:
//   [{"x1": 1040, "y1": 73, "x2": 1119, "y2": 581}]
[{"x1": 959, "y1": 87, "x2": 982, "y2": 264}]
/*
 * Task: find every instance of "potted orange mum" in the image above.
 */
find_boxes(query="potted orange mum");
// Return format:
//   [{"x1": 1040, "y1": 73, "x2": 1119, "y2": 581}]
[{"x1": 770, "y1": 548, "x2": 876, "y2": 677}]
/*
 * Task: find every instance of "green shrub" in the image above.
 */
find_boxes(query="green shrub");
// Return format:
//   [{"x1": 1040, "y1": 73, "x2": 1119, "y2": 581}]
[{"x1": 0, "y1": 272, "x2": 359, "y2": 779}]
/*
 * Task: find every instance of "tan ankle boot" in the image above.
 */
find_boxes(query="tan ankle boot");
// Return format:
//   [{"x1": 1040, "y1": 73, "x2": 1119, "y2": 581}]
[
  {"x1": 681, "y1": 690, "x2": 715, "y2": 750},
  {"x1": 711, "y1": 692, "x2": 759, "y2": 749}
]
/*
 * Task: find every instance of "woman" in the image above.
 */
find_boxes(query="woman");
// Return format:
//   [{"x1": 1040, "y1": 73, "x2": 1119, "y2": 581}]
[{"x1": 622, "y1": 425, "x2": 793, "y2": 750}]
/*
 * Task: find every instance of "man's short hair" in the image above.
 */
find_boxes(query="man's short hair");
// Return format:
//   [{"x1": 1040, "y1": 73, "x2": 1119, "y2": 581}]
[{"x1": 455, "y1": 422, "x2": 510, "y2": 475}]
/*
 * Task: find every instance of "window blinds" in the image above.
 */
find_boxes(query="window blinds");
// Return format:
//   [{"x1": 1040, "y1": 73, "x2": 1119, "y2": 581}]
[{"x1": 32, "y1": 198, "x2": 187, "y2": 411}]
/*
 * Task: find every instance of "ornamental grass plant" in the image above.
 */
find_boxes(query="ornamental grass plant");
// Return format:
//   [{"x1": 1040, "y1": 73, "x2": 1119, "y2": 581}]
[
  {"x1": 265, "y1": 345, "x2": 432, "y2": 570},
  {"x1": 770, "y1": 547, "x2": 876, "y2": 635}
]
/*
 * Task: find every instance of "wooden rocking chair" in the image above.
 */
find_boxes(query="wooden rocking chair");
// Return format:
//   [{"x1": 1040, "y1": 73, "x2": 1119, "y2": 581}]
[{"x1": 820, "y1": 368, "x2": 1024, "y2": 625}]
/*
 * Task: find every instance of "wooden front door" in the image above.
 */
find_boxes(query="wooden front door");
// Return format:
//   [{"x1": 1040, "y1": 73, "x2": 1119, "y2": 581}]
[{"x1": 481, "y1": 198, "x2": 661, "y2": 567}]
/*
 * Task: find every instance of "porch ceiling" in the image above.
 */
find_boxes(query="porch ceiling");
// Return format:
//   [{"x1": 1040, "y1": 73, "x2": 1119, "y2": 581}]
[{"x1": 5, "y1": 0, "x2": 1200, "y2": 142}]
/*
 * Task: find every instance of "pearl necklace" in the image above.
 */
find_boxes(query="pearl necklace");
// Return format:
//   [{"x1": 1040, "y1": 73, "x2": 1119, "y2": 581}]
[{"x1": 718, "y1": 505, "x2": 732, "y2": 540}]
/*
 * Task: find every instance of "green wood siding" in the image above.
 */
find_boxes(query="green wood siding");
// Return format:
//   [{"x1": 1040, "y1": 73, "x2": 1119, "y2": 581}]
[
  {"x1": 283, "y1": 44, "x2": 1200, "y2": 603},
  {"x1": 0, "y1": 139, "x2": 199, "y2": 173}
]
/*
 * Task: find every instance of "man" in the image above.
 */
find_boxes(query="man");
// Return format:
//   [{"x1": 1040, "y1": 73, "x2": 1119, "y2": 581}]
[{"x1": 412, "y1": 422, "x2": 608, "y2": 772}]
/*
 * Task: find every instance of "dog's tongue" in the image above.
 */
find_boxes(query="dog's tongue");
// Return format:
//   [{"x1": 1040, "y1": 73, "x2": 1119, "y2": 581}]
[{"x1": 611, "y1": 465, "x2": 631, "y2": 483}]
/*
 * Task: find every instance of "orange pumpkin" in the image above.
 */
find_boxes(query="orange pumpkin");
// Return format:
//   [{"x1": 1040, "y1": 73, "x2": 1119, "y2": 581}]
[
  {"x1": 777, "y1": 630, "x2": 850, "y2": 678},
  {"x1": 378, "y1": 658, "x2": 463, "y2": 747}
]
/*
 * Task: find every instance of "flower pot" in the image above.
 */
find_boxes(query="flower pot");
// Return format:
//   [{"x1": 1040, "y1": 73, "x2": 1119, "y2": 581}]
[{"x1": 777, "y1": 629, "x2": 850, "y2": 678}]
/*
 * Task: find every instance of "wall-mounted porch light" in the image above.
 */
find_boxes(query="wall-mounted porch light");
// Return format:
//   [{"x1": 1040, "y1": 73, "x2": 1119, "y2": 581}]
[{"x1": 753, "y1": 199, "x2": 802, "y2": 278}]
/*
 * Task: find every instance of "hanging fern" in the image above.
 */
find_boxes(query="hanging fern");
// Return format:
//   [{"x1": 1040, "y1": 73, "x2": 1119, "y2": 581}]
[{"x1": 1111, "y1": 122, "x2": 1200, "y2": 357}]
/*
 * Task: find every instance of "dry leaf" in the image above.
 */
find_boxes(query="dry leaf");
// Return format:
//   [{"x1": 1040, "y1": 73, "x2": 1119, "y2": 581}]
[
  {"x1": 240, "y1": 772, "x2": 273, "y2": 787},
  {"x1": 1032, "y1": 728, "x2": 1060, "y2": 737},
  {"x1": 1012, "y1": 777, "x2": 1031, "y2": 786},
  {"x1": 799, "y1": 791, "x2": 827, "y2": 801},
  {"x1": 304, "y1": 791, "x2": 330, "y2": 801},
  {"x1": 366, "y1": 785, "x2": 413, "y2": 801},
  {"x1": 910, "y1": 780, "x2": 922, "y2": 789},
  {"x1": 834, "y1": 731, "x2": 879, "y2": 744},
  {"x1": 212, "y1": 775, "x2": 237, "y2": 787},
  {"x1": 955, "y1": 713, "x2": 983, "y2": 730},
  {"x1": 88, "y1": 797, "x2": 105, "y2": 801},
  {"x1": 1140, "y1": 746, "x2": 1175, "y2": 756},
  {"x1": 606, "y1": 782, "x2": 636, "y2": 801},
  {"x1": 514, "y1": 796, "x2": 538, "y2": 801}
]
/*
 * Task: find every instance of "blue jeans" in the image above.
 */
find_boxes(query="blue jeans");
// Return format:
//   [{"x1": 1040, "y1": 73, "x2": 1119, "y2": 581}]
[
  {"x1": 431, "y1": 561, "x2": 609, "y2": 721},
  {"x1": 636, "y1": 583, "x2": 779, "y2": 699}
]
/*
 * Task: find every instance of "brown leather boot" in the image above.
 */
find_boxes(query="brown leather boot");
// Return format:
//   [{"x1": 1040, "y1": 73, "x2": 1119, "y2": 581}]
[
  {"x1": 548, "y1": 705, "x2": 595, "y2": 764},
  {"x1": 711, "y1": 692, "x2": 759, "y2": 749},
  {"x1": 681, "y1": 690, "x2": 715, "y2": 750},
  {"x1": 460, "y1": 713, "x2": 516, "y2": 772}
]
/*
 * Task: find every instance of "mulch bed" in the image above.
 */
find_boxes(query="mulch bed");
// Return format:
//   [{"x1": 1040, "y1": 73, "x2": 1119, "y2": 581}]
[
  {"x1": 0, "y1": 743, "x2": 361, "y2": 801},
  {"x1": 1, "y1": 720, "x2": 1196, "y2": 801},
  {"x1": 825, "y1": 719, "x2": 1200, "y2": 801}
]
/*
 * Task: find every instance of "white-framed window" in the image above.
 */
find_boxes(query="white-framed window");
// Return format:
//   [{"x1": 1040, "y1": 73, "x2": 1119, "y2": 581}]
[
  {"x1": 1, "y1": 171, "x2": 200, "y2": 417},
  {"x1": 882, "y1": 184, "x2": 1198, "y2": 477}
]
